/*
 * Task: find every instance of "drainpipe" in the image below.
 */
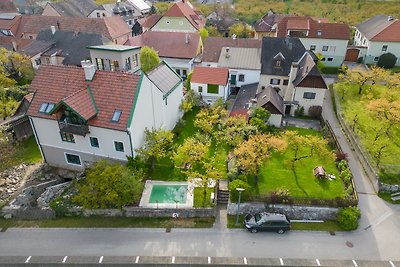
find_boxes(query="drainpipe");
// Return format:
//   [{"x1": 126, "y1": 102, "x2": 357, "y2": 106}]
[{"x1": 127, "y1": 129, "x2": 134, "y2": 158}]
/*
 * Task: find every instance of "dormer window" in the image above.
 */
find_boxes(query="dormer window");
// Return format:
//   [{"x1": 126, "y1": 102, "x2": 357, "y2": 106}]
[
  {"x1": 111, "y1": 109, "x2": 122, "y2": 122},
  {"x1": 317, "y1": 30, "x2": 322, "y2": 37},
  {"x1": 275, "y1": 60, "x2": 281, "y2": 67},
  {"x1": 39, "y1": 103, "x2": 55, "y2": 114}
]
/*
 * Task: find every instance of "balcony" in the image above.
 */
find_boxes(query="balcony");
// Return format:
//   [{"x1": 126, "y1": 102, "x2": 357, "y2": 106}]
[{"x1": 58, "y1": 121, "x2": 89, "y2": 136}]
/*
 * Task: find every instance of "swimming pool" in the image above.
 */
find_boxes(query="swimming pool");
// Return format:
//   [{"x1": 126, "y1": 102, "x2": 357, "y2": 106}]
[{"x1": 149, "y1": 185, "x2": 188, "y2": 204}]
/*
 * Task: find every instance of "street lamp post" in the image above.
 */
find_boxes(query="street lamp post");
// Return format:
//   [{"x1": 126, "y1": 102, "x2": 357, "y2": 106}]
[{"x1": 235, "y1": 187, "x2": 245, "y2": 225}]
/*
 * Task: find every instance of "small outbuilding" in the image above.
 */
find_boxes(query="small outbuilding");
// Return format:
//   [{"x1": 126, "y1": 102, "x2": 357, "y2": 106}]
[{"x1": 313, "y1": 166, "x2": 326, "y2": 179}]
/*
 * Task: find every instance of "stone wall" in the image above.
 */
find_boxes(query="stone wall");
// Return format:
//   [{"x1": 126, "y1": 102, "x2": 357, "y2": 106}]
[
  {"x1": 67, "y1": 207, "x2": 216, "y2": 218},
  {"x1": 227, "y1": 202, "x2": 338, "y2": 220},
  {"x1": 379, "y1": 183, "x2": 400, "y2": 193},
  {"x1": 37, "y1": 181, "x2": 72, "y2": 208}
]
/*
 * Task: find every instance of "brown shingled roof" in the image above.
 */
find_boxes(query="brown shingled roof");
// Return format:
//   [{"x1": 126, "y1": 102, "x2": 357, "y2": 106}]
[
  {"x1": 191, "y1": 66, "x2": 229, "y2": 85},
  {"x1": 139, "y1": 14, "x2": 162, "y2": 28},
  {"x1": 277, "y1": 16, "x2": 350, "y2": 40},
  {"x1": 0, "y1": 15, "x2": 21, "y2": 36},
  {"x1": 28, "y1": 65, "x2": 139, "y2": 131},
  {"x1": 126, "y1": 31, "x2": 201, "y2": 59},
  {"x1": 0, "y1": 0, "x2": 17, "y2": 13},
  {"x1": 164, "y1": 0, "x2": 206, "y2": 30},
  {"x1": 16, "y1": 15, "x2": 131, "y2": 40},
  {"x1": 202, "y1": 37, "x2": 261, "y2": 63}
]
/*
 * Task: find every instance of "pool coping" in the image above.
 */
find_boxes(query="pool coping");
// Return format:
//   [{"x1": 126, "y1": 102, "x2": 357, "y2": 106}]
[{"x1": 139, "y1": 180, "x2": 194, "y2": 209}]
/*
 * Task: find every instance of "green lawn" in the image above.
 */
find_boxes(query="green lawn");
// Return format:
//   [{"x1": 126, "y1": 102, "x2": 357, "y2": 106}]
[
  {"x1": 335, "y1": 82, "x2": 400, "y2": 183},
  {"x1": 0, "y1": 217, "x2": 214, "y2": 228},
  {"x1": 255, "y1": 128, "x2": 343, "y2": 198},
  {"x1": 149, "y1": 107, "x2": 229, "y2": 182},
  {"x1": 193, "y1": 187, "x2": 214, "y2": 208},
  {"x1": 0, "y1": 136, "x2": 42, "y2": 172}
]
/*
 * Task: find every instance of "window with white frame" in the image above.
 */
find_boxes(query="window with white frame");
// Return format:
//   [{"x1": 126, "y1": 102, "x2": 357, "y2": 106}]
[
  {"x1": 374, "y1": 57, "x2": 379, "y2": 61},
  {"x1": 327, "y1": 57, "x2": 333, "y2": 62},
  {"x1": 61, "y1": 132, "x2": 75, "y2": 143},
  {"x1": 65, "y1": 153, "x2": 81, "y2": 165},
  {"x1": 322, "y1": 46, "x2": 328, "y2": 51},
  {"x1": 198, "y1": 86, "x2": 203, "y2": 93},
  {"x1": 382, "y1": 45, "x2": 388, "y2": 52},
  {"x1": 238, "y1": 74, "x2": 245, "y2": 82},
  {"x1": 303, "y1": 92, "x2": 316, "y2": 99},
  {"x1": 270, "y1": 78, "x2": 280, "y2": 85},
  {"x1": 90, "y1": 137, "x2": 99, "y2": 148},
  {"x1": 310, "y1": 45, "x2": 316, "y2": 51},
  {"x1": 114, "y1": 141, "x2": 124, "y2": 152},
  {"x1": 329, "y1": 46, "x2": 336, "y2": 52}
]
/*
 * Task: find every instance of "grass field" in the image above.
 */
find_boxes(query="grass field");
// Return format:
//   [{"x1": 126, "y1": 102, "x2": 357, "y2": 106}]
[
  {"x1": 254, "y1": 127, "x2": 343, "y2": 198},
  {"x1": 335, "y1": 82, "x2": 400, "y2": 184},
  {"x1": 0, "y1": 136, "x2": 42, "y2": 172}
]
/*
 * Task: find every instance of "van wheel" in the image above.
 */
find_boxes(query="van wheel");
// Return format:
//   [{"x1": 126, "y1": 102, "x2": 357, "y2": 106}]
[
  {"x1": 277, "y1": 229, "x2": 285, "y2": 234},
  {"x1": 250, "y1": 228, "x2": 258, "y2": 233}
]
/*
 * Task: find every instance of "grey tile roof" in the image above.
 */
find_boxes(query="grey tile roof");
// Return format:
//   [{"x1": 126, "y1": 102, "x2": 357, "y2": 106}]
[
  {"x1": 292, "y1": 52, "x2": 321, "y2": 87},
  {"x1": 256, "y1": 86, "x2": 284, "y2": 115},
  {"x1": 356, "y1": 14, "x2": 396, "y2": 40},
  {"x1": 146, "y1": 61, "x2": 182, "y2": 95},
  {"x1": 218, "y1": 47, "x2": 261, "y2": 70},
  {"x1": 19, "y1": 40, "x2": 54, "y2": 57},
  {"x1": 261, "y1": 37, "x2": 306, "y2": 76},
  {"x1": 48, "y1": 0, "x2": 97, "y2": 17},
  {"x1": 230, "y1": 82, "x2": 258, "y2": 118},
  {"x1": 36, "y1": 29, "x2": 110, "y2": 65}
]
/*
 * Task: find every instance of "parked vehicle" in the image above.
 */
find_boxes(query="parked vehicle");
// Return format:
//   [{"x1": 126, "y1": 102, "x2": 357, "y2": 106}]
[{"x1": 243, "y1": 212, "x2": 290, "y2": 234}]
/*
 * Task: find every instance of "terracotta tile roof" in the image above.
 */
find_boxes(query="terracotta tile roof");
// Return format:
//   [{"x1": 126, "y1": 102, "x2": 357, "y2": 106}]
[
  {"x1": 0, "y1": 15, "x2": 21, "y2": 36},
  {"x1": 28, "y1": 65, "x2": 140, "y2": 131},
  {"x1": 139, "y1": 14, "x2": 162, "y2": 28},
  {"x1": 126, "y1": 31, "x2": 201, "y2": 59},
  {"x1": 371, "y1": 20, "x2": 400, "y2": 42},
  {"x1": 277, "y1": 16, "x2": 350, "y2": 40},
  {"x1": 202, "y1": 37, "x2": 261, "y2": 63},
  {"x1": 191, "y1": 66, "x2": 229, "y2": 85},
  {"x1": 59, "y1": 87, "x2": 98, "y2": 121},
  {"x1": 164, "y1": 0, "x2": 206, "y2": 30},
  {"x1": 0, "y1": 0, "x2": 17, "y2": 13},
  {"x1": 15, "y1": 15, "x2": 131, "y2": 40}
]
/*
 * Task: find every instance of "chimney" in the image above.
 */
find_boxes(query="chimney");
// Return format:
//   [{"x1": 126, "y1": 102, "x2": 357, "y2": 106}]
[
  {"x1": 51, "y1": 25, "x2": 56, "y2": 35},
  {"x1": 185, "y1": 33, "x2": 189, "y2": 44},
  {"x1": 81, "y1": 60, "x2": 96, "y2": 81},
  {"x1": 11, "y1": 41, "x2": 17, "y2": 51},
  {"x1": 225, "y1": 47, "x2": 230, "y2": 58},
  {"x1": 232, "y1": 34, "x2": 236, "y2": 40}
]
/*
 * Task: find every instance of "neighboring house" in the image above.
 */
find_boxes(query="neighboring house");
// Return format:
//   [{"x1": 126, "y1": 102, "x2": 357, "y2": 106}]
[
  {"x1": 42, "y1": 0, "x2": 97, "y2": 17},
  {"x1": 0, "y1": 0, "x2": 18, "y2": 14},
  {"x1": 88, "y1": 44, "x2": 141, "y2": 73},
  {"x1": 0, "y1": 14, "x2": 21, "y2": 37},
  {"x1": 353, "y1": 14, "x2": 400, "y2": 66},
  {"x1": 12, "y1": 38, "x2": 52, "y2": 69},
  {"x1": 190, "y1": 66, "x2": 229, "y2": 104},
  {"x1": 126, "y1": 31, "x2": 202, "y2": 78},
  {"x1": 1, "y1": 93, "x2": 33, "y2": 140},
  {"x1": 259, "y1": 37, "x2": 327, "y2": 116},
  {"x1": 206, "y1": 7, "x2": 236, "y2": 37},
  {"x1": 15, "y1": 15, "x2": 131, "y2": 45},
  {"x1": 0, "y1": 35, "x2": 34, "y2": 51},
  {"x1": 126, "y1": 0, "x2": 151, "y2": 17},
  {"x1": 27, "y1": 61, "x2": 183, "y2": 170},
  {"x1": 254, "y1": 9, "x2": 293, "y2": 40},
  {"x1": 134, "y1": 14, "x2": 162, "y2": 35},
  {"x1": 26, "y1": 29, "x2": 111, "y2": 68},
  {"x1": 13, "y1": 0, "x2": 44, "y2": 15},
  {"x1": 151, "y1": 0, "x2": 206, "y2": 33},
  {"x1": 201, "y1": 36, "x2": 261, "y2": 67},
  {"x1": 217, "y1": 46, "x2": 261, "y2": 91},
  {"x1": 275, "y1": 16, "x2": 350, "y2": 67}
]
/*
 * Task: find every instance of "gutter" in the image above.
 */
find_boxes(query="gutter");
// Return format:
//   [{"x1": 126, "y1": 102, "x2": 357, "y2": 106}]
[{"x1": 127, "y1": 129, "x2": 134, "y2": 158}]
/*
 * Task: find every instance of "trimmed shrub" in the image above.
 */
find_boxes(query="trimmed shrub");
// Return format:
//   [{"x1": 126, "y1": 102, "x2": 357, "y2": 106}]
[
  {"x1": 308, "y1": 105, "x2": 322, "y2": 119},
  {"x1": 337, "y1": 207, "x2": 361, "y2": 230},
  {"x1": 377, "y1": 53, "x2": 397, "y2": 69},
  {"x1": 229, "y1": 179, "x2": 250, "y2": 202},
  {"x1": 335, "y1": 151, "x2": 348, "y2": 162}
]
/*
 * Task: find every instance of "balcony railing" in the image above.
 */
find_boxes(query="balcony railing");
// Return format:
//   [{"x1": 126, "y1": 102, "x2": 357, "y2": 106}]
[{"x1": 58, "y1": 121, "x2": 89, "y2": 136}]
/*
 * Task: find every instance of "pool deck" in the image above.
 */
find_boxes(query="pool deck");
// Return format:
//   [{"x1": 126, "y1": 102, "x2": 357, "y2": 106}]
[{"x1": 139, "y1": 180, "x2": 194, "y2": 209}]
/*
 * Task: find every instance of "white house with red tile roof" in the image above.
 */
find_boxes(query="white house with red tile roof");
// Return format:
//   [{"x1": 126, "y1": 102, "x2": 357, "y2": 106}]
[
  {"x1": 190, "y1": 66, "x2": 229, "y2": 105},
  {"x1": 275, "y1": 16, "x2": 350, "y2": 67},
  {"x1": 27, "y1": 61, "x2": 183, "y2": 170},
  {"x1": 150, "y1": 0, "x2": 206, "y2": 33},
  {"x1": 354, "y1": 14, "x2": 400, "y2": 66}
]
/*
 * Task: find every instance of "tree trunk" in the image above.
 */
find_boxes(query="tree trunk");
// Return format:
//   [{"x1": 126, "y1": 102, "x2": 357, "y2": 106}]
[
  {"x1": 150, "y1": 156, "x2": 155, "y2": 172},
  {"x1": 203, "y1": 186, "x2": 207, "y2": 207}
]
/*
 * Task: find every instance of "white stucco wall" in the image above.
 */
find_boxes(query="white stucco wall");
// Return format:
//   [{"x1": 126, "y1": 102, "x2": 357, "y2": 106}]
[
  {"x1": 300, "y1": 38, "x2": 348, "y2": 67},
  {"x1": 258, "y1": 74, "x2": 289, "y2": 98},
  {"x1": 268, "y1": 114, "x2": 282, "y2": 128},
  {"x1": 30, "y1": 117, "x2": 132, "y2": 169},
  {"x1": 161, "y1": 82, "x2": 184, "y2": 131},
  {"x1": 201, "y1": 61, "x2": 218, "y2": 67},
  {"x1": 293, "y1": 87, "x2": 326, "y2": 115},
  {"x1": 191, "y1": 81, "x2": 227, "y2": 104},
  {"x1": 229, "y1": 69, "x2": 260, "y2": 87}
]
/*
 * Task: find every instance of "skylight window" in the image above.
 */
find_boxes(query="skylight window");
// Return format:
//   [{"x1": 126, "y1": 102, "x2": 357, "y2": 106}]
[
  {"x1": 39, "y1": 103, "x2": 55, "y2": 114},
  {"x1": 111, "y1": 110, "x2": 122, "y2": 122}
]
